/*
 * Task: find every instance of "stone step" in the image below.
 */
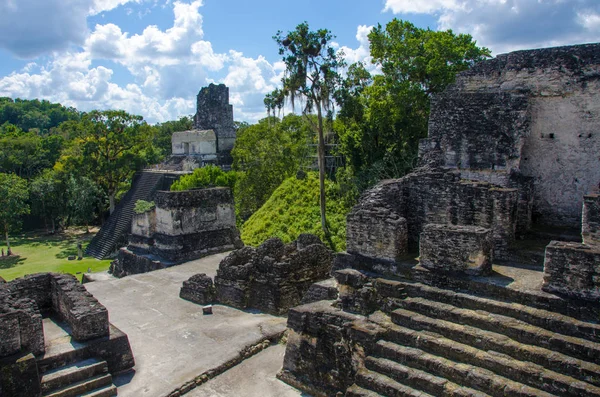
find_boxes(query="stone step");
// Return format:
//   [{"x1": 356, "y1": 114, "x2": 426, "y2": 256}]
[
  {"x1": 346, "y1": 384, "x2": 386, "y2": 397},
  {"x1": 42, "y1": 374, "x2": 113, "y2": 397},
  {"x1": 79, "y1": 384, "x2": 117, "y2": 397},
  {"x1": 398, "y1": 281, "x2": 600, "y2": 342},
  {"x1": 40, "y1": 358, "x2": 108, "y2": 394},
  {"x1": 374, "y1": 340, "x2": 554, "y2": 397},
  {"x1": 370, "y1": 313, "x2": 600, "y2": 397},
  {"x1": 399, "y1": 296, "x2": 600, "y2": 362},
  {"x1": 355, "y1": 368, "x2": 435, "y2": 397},
  {"x1": 391, "y1": 308, "x2": 600, "y2": 386},
  {"x1": 365, "y1": 356, "x2": 490, "y2": 397}
]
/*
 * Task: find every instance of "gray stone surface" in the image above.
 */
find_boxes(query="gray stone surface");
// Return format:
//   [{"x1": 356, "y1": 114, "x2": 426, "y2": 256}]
[
  {"x1": 214, "y1": 235, "x2": 333, "y2": 315},
  {"x1": 583, "y1": 194, "x2": 600, "y2": 246},
  {"x1": 187, "y1": 344, "x2": 303, "y2": 397},
  {"x1": 542, "y1": 240, "x2": 600, "y2": 301},
  {"x1": 84, "y1": 253, "x2": 289, "y2": 397},
  {"x1": 419, "y1": 224, "x2": 493, "y2": 276}
]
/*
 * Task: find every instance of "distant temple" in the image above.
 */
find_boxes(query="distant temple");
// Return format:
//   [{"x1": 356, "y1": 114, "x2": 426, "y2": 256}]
[{"x1": 171, "y1": 83, "x2": 236, "y2": 169}]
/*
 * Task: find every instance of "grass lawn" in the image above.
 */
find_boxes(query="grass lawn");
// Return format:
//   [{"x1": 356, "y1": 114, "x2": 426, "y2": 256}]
[{"x1": 0, "y1": 228, "x2": 112, "y2": 282}]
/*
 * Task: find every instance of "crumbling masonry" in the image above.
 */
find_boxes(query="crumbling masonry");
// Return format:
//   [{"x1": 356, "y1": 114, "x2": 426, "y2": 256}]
[{"x1": 279, "y1": 43, "x2": 600, "y2": 397}]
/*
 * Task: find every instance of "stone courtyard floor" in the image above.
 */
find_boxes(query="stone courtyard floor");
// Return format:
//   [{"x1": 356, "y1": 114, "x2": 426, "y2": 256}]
[{"x1": 84, "y1": 253, "x2": 302, "y2": 397}]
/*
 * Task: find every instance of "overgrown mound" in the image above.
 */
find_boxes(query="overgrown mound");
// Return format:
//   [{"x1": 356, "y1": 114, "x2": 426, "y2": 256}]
[{"x1": 241, "y1": 173, "x2": 350, "y2": 251}]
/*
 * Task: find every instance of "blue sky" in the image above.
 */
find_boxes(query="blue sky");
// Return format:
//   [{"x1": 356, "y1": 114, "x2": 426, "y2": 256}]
[{"x1": 0, "y1": 0, "x2": 598, "y2": 124}]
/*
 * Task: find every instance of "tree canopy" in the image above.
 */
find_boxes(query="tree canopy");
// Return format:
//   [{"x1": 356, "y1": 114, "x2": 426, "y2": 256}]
[
  {"x1": 335, "y1": 19, "x2": 491, "y2": 191},
  {"x1": 272, "y1": 22, "x2": 346, "y2": 233},
  {"x1": 0, "y1": 173, "x2": 29, "y2": 254}
]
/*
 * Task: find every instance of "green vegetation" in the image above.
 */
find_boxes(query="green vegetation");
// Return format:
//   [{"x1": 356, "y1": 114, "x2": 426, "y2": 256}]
[
  {"x1": 270, "y1": 22, "x2": 346, "y2": 233},
  {"x1": 0, "y1": 229, "x2": 112, "y2": 282},
  {"x1": 170, "y1": 165, "x2": 237, "y2": 191},
  {"x1": 134, "y1": 200, "x2": 156, "y2": 214},
  {"x1": 241, "y1": 173, "x2": 350, "y2": 251},
  {"x1": 335, "y1": 19, "x2": 490, "y2": 191},
  {"x1": 233, "y1": 115, "x2": 312, "y2": 221},
  {"x1": 0, "y1": 173, "x2": 29, "y2": 255}
]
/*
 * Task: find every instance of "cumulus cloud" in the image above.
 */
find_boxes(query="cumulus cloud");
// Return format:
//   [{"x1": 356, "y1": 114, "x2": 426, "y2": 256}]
[{"x1": 384, "y1": 0, "x2": 600, "y2": 55}]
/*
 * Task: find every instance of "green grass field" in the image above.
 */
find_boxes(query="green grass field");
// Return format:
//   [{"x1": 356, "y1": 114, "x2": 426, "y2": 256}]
[{"x1": 0, "y1": 228, "x2": 112, "y2": 282}]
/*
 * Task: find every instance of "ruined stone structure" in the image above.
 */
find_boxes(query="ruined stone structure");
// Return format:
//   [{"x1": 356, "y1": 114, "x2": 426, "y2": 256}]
[
  {"x1": 180, "y1": 273, "x2": 216, "y2": 305},
  {"x1": 111, "y1": 187, "x2": 243, "y2": 277},
  {"x1": 0, "y1": 273, "x2": 134, "y2": 397},
  {"x1": 171, "y1": 84, "x2": 237, "y2": 169},
  {"x1": 200, "y1": 234, "x2": 333, "y2": 315},
  {"x1": 278, "y1": 43, "x2": 600, "y2": 397}
]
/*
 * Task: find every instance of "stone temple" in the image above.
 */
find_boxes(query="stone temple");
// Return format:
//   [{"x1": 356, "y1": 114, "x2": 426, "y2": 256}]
[
  {"x1": 170, "y1": 83, "x2": 237, "y2": 170},
  {"x1": 279, "y1": 43, "x2": 600, "y2": 397}
]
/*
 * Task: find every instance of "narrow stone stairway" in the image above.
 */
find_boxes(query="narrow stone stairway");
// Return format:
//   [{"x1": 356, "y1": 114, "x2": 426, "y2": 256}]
[
  {"x1": 40, "y1": 357, "x2": 116, "y2": 397},
  {"x1": 86, "y1": 171, "x2": 164, "y2": 259},
  {"x1": 346, "y1": 281, "x2": 600, "y2": 397}
]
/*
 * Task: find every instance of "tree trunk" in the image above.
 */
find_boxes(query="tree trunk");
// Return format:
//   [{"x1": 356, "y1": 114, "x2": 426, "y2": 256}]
[
  {"x1": 5, "y1": 228, "x2": 11, "y2": 256},
  {"x1": 51, "y1": 218, "x2": 56, "y2": 234},
  {"x1": 316, "y1": 104, "x2": 328, "y2": 234},
  {"x1": 109, "y1": 193, "x2": 115, "y2": 214}
]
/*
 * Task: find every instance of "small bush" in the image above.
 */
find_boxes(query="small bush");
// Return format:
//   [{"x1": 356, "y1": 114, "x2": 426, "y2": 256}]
[
  {"x1": 171, "y1": 165, "x2": 237, "y2": 191},
  {"x1": 134, "y1": 200, "x2": 155, "y2": 214}
]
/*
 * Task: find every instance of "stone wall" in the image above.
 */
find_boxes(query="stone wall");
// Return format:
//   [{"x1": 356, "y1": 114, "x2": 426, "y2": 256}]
[
  {"x1": 442, "y1": 43, "x2": 600, "y2": 226},
  {"x1": 194, "y1": 84, "x2": 236, "y2": 152},
  {"x1": 424, "y1": 91, "x2": 530, "y2": 172},
  {"x1": 0, "y1": 273, "x2": 110, "y2": 358},
  {"x1": 112, "y1": 187, "x2": 243, "y2": 276},
  {"x1": 171, "y1": 130, "x2": 217, "y2": 157},
  {"x1": 420, "y1": 224, "x2": 493, "y2": 275},
  {"x1": 214, "y1": 235, "x2": 332, "y2": 315},
  {"x1": 583, "y1": 195, "x2": 600, "y2": 246},
  {"x1": 346, "y1": 168, "x2": 518, "y2": 263},
  {"x1": 542, "y1": 241, "x2": 600, "y2": 301}
]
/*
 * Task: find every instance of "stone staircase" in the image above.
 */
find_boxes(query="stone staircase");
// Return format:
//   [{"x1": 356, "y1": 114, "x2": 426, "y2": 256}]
[
  {"x1": 40, "y1": 358, "x2": 116, "y2": 397},
  {"x1": 86, "y1": 171, "x2": 165, "y2": 259},
  {"x1": 346, "y1": 281, "x2": 600, "y2": 397}
]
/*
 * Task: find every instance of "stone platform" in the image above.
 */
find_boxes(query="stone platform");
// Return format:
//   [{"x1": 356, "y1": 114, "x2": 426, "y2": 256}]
[{"x1": 84, "y1": 252, "x2": 290, "y2": 397}]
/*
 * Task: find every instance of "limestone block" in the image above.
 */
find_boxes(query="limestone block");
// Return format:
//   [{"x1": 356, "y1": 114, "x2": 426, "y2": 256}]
[
  {"x1": 180, "y1": 273, "x2": 216, "y2": 305},
  {"x1": 214, "y1": 235, "x2": 332, "y2": 315},
  {"x1": 542, "y1": 241, "x2": 600, "y2": 301},
  {"x1": 346, "y1": 209, "x2": 408, "y2": 262},
  {"x1": 419, "y1": 224, "x2": 493, "y2": 276},
  {"x1": 583, "y1": 195, "x2": 600, "y2": 246}
]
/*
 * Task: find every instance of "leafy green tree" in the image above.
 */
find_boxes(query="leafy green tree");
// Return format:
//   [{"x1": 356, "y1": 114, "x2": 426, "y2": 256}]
[
  {"x1": 67, "y1": 175, "x2": 103, "y2": 232},
  {"x1": 152, "y1": 116, "x2": 193, "y2": 157},
  {"x1": 272, "y1": 22, "x2": 346, "y2": 234},
  {"x1": 170, "y1": 165, "x2": 237, "y2": 192},
  {"x1": 0, "y1": 173, "x2": 29, "y2": 255},
  {"x1": 30, "y1": 169, "x2": 68, "y2": 233},
  {"x1": 336, "y1": 19, "x2": 490, "y2": 190},
  {"x1": 232, "y1": 114, "x2": 312, "y2": 222},
  {"x1": 56, "y1": 110, "x2": 159, "y2": 214}
]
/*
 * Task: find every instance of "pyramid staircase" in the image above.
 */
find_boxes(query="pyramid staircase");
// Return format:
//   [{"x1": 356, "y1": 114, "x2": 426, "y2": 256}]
[
  {"x1": 39, "y1": 357, "x2": 116, "y2": 397},
  {"x1": 86, "y1": 171, "x2": 165, "y2": 259},
  {"x1": 346, "y1": 281, "x2": 600, "y2": 397}
]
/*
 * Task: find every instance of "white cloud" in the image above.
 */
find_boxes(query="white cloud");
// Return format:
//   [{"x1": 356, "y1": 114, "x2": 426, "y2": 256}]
[
  {"x1": 384, "y1": 0, "x2": 600, "y2": 55},
  {"x1": 383, "y1": 0, "x2": 463, "y2": 14}
]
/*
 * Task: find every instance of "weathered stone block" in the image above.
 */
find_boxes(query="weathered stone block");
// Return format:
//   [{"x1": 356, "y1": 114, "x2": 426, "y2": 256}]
[
  {"x1": 0, "y1": 352, "x2": 41, "y2": 397},
  {"x1": 300, "y1": 278, "x2": 338, "y2": 305},
  {"x1": 180, "y1": 274, "x2": 216, "y2": 305},
  {"x1": 347, "y1": 209, "x2": 408, "y2": 262},
  {"x1": 419, "y1": 224, "x2": 493, "y2": 276},
  {"x1": 214, "y1": 234, "x2": 333, "y2": 315},
  {"x1": 583, "y1": 195, "x2": 600, "y2": 246},
  {"x1": 542, "y1": 241, "x2": 600, "y2": 301}
]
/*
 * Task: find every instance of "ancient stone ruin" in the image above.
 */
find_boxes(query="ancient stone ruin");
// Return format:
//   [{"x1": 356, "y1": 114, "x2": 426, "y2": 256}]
[
  {"x1": 0, "y1": 273, "x2": 134, "y2": 397},
  {"x1": 278, "y1": 43, "x2": 600, "y2": 397},
  {"x1": 111, "y1": 187, "x2": 243, "y2": 277},
  {"x1": 180, "y1": 234, "x2": 333, "y2": 315},
  {"x1": 170, "y1": 83, "x2": 237, "y2": 170}
]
